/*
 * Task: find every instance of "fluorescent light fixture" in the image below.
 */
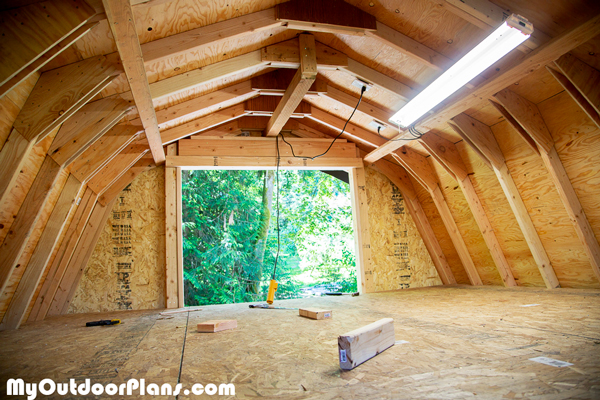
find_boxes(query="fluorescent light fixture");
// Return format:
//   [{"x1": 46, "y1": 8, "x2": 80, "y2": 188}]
[{"x1": 389, "y1": 14, "x2": 533, "y2": 128}]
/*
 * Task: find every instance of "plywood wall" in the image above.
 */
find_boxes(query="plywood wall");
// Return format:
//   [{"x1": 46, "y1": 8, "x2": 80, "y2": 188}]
[
  {"x1": 69, "y1": 167, "x2": 166, "y2": 313},
  {"x1": 364, "y1": 167, "x2": 442, "y2": 291}
]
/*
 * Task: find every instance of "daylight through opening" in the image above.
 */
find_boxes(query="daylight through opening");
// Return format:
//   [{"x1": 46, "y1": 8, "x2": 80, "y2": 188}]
[{"x1": 181, "y1": 169, "x2": 357, "y2": 306}]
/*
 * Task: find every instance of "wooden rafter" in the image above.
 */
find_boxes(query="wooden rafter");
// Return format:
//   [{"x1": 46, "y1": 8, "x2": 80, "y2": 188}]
[
  {"x1": 493, "y1": 89, "x2": 600, "y2": 283},
  {"x1": 450, "y1": 113, "x2": 560, "y2": 288},
  {"x1": 363, "y1": 11, "x2": 600, "y2": 163},
  {"x1": 102, "y1": 0, "x2": 165, "y2": 165}
]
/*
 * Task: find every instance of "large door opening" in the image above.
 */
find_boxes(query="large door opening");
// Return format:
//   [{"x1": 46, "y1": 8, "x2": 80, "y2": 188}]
[{"x1": 181, "y1": 169, "x2": 357, "y2": 306}]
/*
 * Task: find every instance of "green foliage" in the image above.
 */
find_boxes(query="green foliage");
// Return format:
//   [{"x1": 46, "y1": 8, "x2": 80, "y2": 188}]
[{"x1": 182, "y1": 169, "x2": 356, "y2": 306}]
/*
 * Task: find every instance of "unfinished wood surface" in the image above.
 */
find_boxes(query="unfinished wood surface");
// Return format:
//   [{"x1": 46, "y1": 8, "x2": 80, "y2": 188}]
[
  {"x1": 276, "y1": 0, "x2": 376, "y2": 33},
  {"x1": 0, "y1": 0, "x2": 96, "y2": 88},
  {"x1": 338, "y1": 318, "x2": 395, "y2": 370},
  {"x1": 197, "y1": 320, "x2": 237, "y2": 333},
  {"x1": 363, "y1": 12, "x2": 600, "y2": 163},
  {"x1": 452, "y1": 113, "x2": 560, "y2": 289},
  {"x1": 86, "y1": 145, "x2": 148, "y2": 196},
  {"x1": 48, "y1": 98, "x2": 131, "y2": 167},
  {"x1": 13, "y1": 56, "x2": 119, "y2": 143},
  {"x1": 97, "y1": 154, "x2": 155, "y2": 206},
  {"x1": 0, "y1": 156, "x2": 62, "y2": 296},
  {"x1": 2, "y1": 287, "x2": 599, "y2": 397},
  {"x1": 265, "y1": 34, "x2": 317, "y2": 137},
  {"x1": 349, "y1": 167, "x2": 371, "y2": 293},
  {"x1": 102, "y1": 0, "x2": 165, "y2": 165},
  {"x1": 261, "y1": 38, "x2": 348, "y2": 70},
  {"x1": 299, "y1": 308, "x2": 332, "y2": 320},
  {"x1": 554, "y1": 53, "x2": 600, "y2": 117},
  {"x1": 27, "y1": 188, "x2": 98, "y2": 322},
  {"x1": 0, "y1": 174, "x2": 82, "y2": 330},
  {"x1": 364, "y1": 166, "x2": 447, "y2": 289},
  {"x1": 165, "y1": 144, "x2": 178, "y2": 309},
  {"x1": 167, "y1": 155, "x2": 363, "y2": 169},
  {"x1": 69, "y1": 168, "x2": 165, "y2": 314},
  {"x1": 176, "y1": 167, "x2": 184, "y2": 308},
  {"x1": 0, "y1": 129, "x2": 36, "y2": 208}
]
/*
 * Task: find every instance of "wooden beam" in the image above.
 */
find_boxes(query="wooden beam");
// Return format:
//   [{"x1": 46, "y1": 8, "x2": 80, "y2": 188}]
[
  {"x1": 48, "y1": 98, "x2": 132, "y2": 167},
  {"x1": 28, "y1": 188, "x2": 97, "y2": 322},
  {"x1": 252, "y1": 69, "x2": 327, "y2": 97},
  {"x1": 178, "y1": 137, "x2": 356, "y2": 159},
  {"x1": 48, "y1": 198, "x2": 116, "y2": 315},
  {"x1": 494, "y1": 90, "x2": 600, "y2": 282},
  {"x1": 369, "y1": 158, "x2": 458, "y2": 285},
  {"x1": 176, "y1": 167, "x2": 184, "y2": 307},
  {"x1": 70, "y1": 124, "x2": 141, "y2": 183},
  {"x1": 0, "y1": 22, "x2": 98, "y2": 99},
  {"x1": 0, "y1": 156, "x2": 63, "y2": 296},
  {"x1": 261, "y1": 38, "x2": 348, "y2": 70},
  {"x1": 97, "y1": 154, "x2": 154, "y2": 206},
  {"x1": 488, "y1": 100, "x2": 540, "y2": 155},
  {"x1": 166, "y1": 155, "x2": 362, "y2": 169},
  {"x1": 0, "y1": 0, "x2": 96, "y2": 87},
  {"x1": 451, "y1": 113, "x2": 560, "y2": 288},
  {"x1": 87, "y1": 145, "x2": 148, "y2": 197},
  {"x1": 363, "y1": 12, "x2": 600, "y2": 163},
  {"x1": 419, "y1": 133, "x2": 517, "y2": 287},
  {"x1": 13, "y1": 56, "x2": 120, "y2": 143},
  {"x1": 102, "y1": 0, "x2": 165, "y2": 165},
  {"x1": 0, "y1": 129, "x2": 36, "y2": 209},
  {"x1": 0, "y1": 175, "x2": 82, "y2": 330},
  {"x1": 165, "y1": 144, "x2": 178, "y2": 309},
  {"x1": 390, "y1": 150, "x2": 477, "y2": 285},
  {"x1": 307, "y1": 107, "x2": 386, "y2": 148},
  {"x1": 245, "y1": 97, "x2": 312, "y2": 117},
  {"x1": 265, "y1": 34, "x2": 317, "y2": 137},
  {"x1": 338, "y1": 318, "x2": 395, "y2": 370},
  {"x1": 349, "y1": 167, "x2": 371, "y2": 293}
]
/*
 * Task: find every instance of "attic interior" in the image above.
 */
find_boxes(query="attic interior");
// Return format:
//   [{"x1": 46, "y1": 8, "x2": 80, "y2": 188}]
[{"x1": 1, "y1": 0, "x2": 600, "y2": 398}]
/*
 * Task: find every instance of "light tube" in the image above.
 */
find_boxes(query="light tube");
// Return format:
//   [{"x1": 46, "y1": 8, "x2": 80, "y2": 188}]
[{"x1": 389, "y1": 14, "x2": 533, "y2": 128}]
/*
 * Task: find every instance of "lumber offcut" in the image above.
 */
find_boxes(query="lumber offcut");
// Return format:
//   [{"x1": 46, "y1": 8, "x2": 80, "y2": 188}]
[
  {"x1": 299, "y1": 308, "x2": 332, "y2": 320},
  {"x1": 338, "y1": 318, "x2": 395, "y2": 370},
  {"x1": 197, "y1": 320, "x2": 237, "y2": 333}
]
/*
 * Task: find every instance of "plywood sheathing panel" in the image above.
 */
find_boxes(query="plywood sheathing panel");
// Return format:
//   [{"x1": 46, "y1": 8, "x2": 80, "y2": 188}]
[
  {"x1": 538, "y1": 91, "x2": 600, "y2": 288},
  {"x1": 0, "y1": 169, "x2": 70, "y2": 322},
  {"x1": 429, "y1": 158, "x2": 502, "y2": 286},
  {"x1": 492, "y1": 120, "x2": 598, "y2": 288},
  {"x1": 455, "y1": 142, "x2": 545, "y2": 287},
  {"x1": 411, "y1": 176, "x2": 470, "y2": 285},
  {"x1": 3, "y1": 287, "x2": 599, "y2": 398},
  {"x1": 364, "y1": 167, "x2": 442, "y2": 291},
  {"x1": 69, "y1": 167, "x2": 166, "y2": 313},
  {"x1": 0, "y1": 73, "x2": 40, "y2": 148}
]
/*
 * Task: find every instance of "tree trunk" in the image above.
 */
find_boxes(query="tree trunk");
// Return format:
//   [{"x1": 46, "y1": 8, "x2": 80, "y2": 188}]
[{"x1": 251, "y1": 170, "x2": 275, "y2": 293}]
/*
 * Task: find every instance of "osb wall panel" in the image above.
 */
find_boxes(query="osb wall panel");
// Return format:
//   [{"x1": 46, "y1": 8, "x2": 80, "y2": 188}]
[
  {"x1": 0, "y1": 169, "x2": 70, "y2": 321},
  {"x1": 492, "y1": 119, "x2": 599, "y2": 288},
  {"x1": 429, "y1": 158, "x2": 503, "y2": 285},
  {"x1": 457, "y1": 142, "x2": 544, "y2": 287},
  {"x1": 411, "y1": 176, "x2": 470, "y2": 284},
  {"x1": 364, "y1": 167, "x2": 442, "y2": 291},
  {"x1": 69, "y1": 167, "x2": 166, "y2": 313}
]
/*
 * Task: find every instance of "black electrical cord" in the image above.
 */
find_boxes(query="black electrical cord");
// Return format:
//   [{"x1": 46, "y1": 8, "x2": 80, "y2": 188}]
[
  {"x1": 270, "y1": 84, "x2": 367, "y2": 282},
  {"x1": 377, "y1": 124, "x2": 425, "y2": 141}
]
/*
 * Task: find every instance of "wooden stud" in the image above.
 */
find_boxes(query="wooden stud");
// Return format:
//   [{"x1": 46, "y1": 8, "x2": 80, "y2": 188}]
[
  {"x1": 197, "y1": 320, "x2": 237, "y2": 333},
  {"x1": 392, "y1": 148, "x2": 438, "y2": 192},
  {"x1": 299, "y1": 308, "x2": 332, "y2": 320},
  {"x1": 322, "y1": 85, "x2": 395, "y2": 130},
  {"x1": 363, "y1": 12, "x2": 600, "y2": 163},
  {"x1": 0, "y1": 22, "x2": 98, "y2": 99},
  {"x1": 28, "y1": 188, "x2": 97, "y2": 322},
  {"x1": 102, "y1": 0, "x2": 165, "y2": 165},
  {"x1": 0, "y1": 156, "x2": 63, "y2": 296},
  {"x1": 176, "y1": 167, "x2": 184, "y2": 308},
  {"x1": 0, "y1": 174, "x2": 82, "y2": 330},
  {"x1": 547, "y1": 63, "x2": 600, "y2": 129},
  {"x1": 166, "y1": 155, "x2": 363, "y2": 169},
  {"x1": 451, "y1": 113, "x2": 560, "y2": 288},
  {"x1": 0, "y1": 0, "x2": 96, "y2": 87},
  {"x1": 245, "y1": 97, "x2": 312, "y2": 118},
  {"x1": 265, "y1": 34, "x2": 317, "y2": 137},
  {"x1": 307, "y1": 107, "x2": 386, "y2": 148},
  {"x1": 349, "y1": 167, "x2": 371, "y2": 293},
  {"x1": 87, "y1": 145, "x2": 148, "y2": 197},
  {"x1": 261, "y1": 39, "x2": 348, "y2": 70},
  {"x1": 165, "y1": 144, "x2": 178, "y2": 309},
  {"x1": 338, "y1": 318, "x2": 395, "y2": 370},
  {"x1": 13, "y1": 56, "x2": 119, "y2": 143},
  {"x1": 97, "y1": 154, "x2": 154, "y2": 206},
  {"x1": 48, "y1": 98, "x2": 132, "y2": 167},
  {"x1": 48, "y1": 198, "x2": 116, "y2": 315}
]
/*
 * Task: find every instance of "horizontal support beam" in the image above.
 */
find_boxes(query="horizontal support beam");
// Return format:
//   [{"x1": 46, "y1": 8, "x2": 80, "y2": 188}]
[{"x1": 166, "y1": 155, "x2": 362, "y2": 169}]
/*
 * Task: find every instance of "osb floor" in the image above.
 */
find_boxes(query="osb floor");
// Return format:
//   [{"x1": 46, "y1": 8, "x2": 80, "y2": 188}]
[{"x1": 1, "y1": 286, "x2": 600, "y2": 399}]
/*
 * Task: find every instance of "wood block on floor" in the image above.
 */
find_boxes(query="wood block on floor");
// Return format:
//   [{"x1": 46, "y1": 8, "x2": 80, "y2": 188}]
[
  {"x1": 338, "y1": 318, "x2": 394, "y2": 370},
  {"x1": 197, "y1": 320, "x2": 237, "y2": 333},
  {"x1": 299, "y1": 308, "x2": 332, "y2": 320}
]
